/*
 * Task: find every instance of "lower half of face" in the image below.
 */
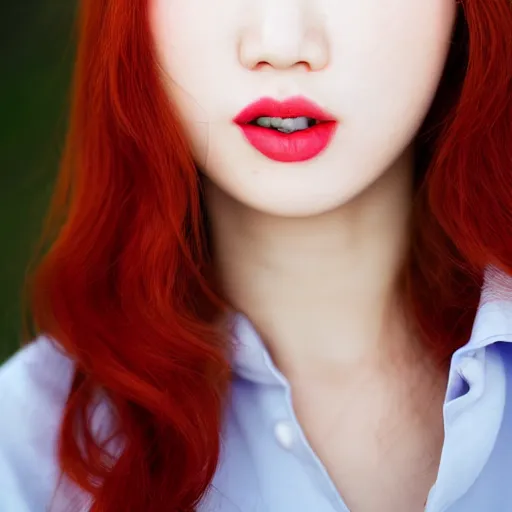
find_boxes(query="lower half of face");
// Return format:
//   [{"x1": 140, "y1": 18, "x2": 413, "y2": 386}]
[{"x1": 150, "y1": 0, "x2": 457, "y2": 217}]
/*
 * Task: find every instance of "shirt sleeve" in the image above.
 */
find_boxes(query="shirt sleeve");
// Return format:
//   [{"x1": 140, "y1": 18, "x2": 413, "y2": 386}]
[{"x1": 0, "y1": 337, "x2": 75, "y2": 512}]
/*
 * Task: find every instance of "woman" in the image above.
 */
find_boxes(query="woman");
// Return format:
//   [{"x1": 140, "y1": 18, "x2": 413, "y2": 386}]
[{"x1": 1, "y1": 0, "x2": 511, "y2": 510}]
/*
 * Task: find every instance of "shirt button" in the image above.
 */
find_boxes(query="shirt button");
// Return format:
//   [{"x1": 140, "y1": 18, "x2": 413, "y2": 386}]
[{"x1": 273, "y1": 420, "x2": 295, "y2": 450}]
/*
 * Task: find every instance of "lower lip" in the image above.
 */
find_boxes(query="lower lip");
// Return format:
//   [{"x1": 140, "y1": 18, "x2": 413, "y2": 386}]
[{"x1": 236, "y1": 122, "x2": 338, "y2": 163}]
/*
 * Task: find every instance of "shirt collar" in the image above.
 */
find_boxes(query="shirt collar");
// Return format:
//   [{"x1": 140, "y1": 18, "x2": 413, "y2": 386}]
[{"x1": 231, "y1": 264, "x2": 512, "y2": 385}]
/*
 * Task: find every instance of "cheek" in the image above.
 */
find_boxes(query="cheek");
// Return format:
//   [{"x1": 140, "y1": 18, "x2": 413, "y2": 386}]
[
  {"x1": 366, "y1": 0, "x2": 457, "y2": 105},
  {"x1": 149, "y1": 0, "x2": 224, "y2": 166},
  {"x1": 331, "y1": 0, "x2": 457, "y2": 162},
  {"x1": 149, "y1": 2, "x2": 199, "y2": 158}
]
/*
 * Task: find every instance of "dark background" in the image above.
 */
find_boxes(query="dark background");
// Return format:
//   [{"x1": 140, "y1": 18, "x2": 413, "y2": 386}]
[{"x1": 0, "y1": 3, "x2": 76, "y2": 361}]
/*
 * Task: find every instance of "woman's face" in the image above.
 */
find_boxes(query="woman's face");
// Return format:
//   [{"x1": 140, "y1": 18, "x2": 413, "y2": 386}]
[{"x1": 150, "y1": 0, "x2": 457, "y2": 217}]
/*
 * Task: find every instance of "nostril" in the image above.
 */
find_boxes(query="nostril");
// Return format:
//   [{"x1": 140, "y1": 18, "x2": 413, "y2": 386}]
[
  {"x1": 295, "y1": 61, "x2": 311, "y2": 71},
  {"x1": 253, "y1": 61, "x2": 271, "y2": 71}
]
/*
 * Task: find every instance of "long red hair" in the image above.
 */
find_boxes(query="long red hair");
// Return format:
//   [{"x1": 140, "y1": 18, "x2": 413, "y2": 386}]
[{"x1": 26, "y1": 0, "x2": 512, "y2": 510}]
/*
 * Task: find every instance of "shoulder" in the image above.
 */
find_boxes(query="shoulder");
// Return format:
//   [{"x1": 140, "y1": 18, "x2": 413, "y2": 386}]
[{"x1": 0, "y1": 337, "x2": 75, "y2": 511}]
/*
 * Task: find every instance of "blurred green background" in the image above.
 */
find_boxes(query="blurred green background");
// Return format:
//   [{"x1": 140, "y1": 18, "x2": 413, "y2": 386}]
[{"x1": 0, "y1": 3, "x2": 76, "y2": 361}]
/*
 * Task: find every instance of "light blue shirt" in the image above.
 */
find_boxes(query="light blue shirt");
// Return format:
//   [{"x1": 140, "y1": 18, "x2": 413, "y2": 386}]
[{"x1": 1, "y1": 265, "x2": 512, "y2": 511}]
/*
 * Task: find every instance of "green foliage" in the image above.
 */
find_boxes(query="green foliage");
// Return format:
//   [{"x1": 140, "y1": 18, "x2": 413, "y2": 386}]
[{"x1": 0, "y1": 3, "x2": 76, "y2": 361}]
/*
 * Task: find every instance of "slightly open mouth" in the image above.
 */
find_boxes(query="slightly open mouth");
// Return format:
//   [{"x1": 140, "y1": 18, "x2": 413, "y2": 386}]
[{"x1": 233, "y1": 96, "x2": 338, "y2": 162}]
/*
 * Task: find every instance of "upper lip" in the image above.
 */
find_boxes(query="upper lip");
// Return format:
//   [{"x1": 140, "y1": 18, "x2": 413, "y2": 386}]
[{"x1": 233, "y1": 96, "x2": 335, "y2": 125}]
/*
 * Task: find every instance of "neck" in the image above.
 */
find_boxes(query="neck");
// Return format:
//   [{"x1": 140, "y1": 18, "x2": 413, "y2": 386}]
[{"x1": 206, "y1": 147, "x2": 419, "y2": 379}]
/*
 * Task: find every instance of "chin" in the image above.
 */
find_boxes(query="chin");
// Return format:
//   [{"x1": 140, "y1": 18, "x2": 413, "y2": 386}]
[{"x1": 233, "y1": 185, "x2": 357, "y2": 218}]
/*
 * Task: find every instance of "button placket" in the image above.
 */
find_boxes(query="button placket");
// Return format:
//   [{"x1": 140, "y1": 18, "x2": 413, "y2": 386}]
[{"x1": 260, "y1": 346, "x2": 349, "y2": 510}]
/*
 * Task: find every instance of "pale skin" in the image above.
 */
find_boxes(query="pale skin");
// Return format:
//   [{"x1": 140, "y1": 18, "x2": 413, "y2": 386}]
[{"x1": 150, "y1": 0, "x2": 457, "y2": 509}]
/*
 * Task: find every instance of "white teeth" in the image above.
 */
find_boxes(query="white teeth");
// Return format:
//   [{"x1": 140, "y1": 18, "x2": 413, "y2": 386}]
[
  {"x1": 255, "y1": 117, "x2": 272, "y2": 127},
  {"x1": 271, "y1": 117, "x2": 283, "y2": 128},
  {"x1": 254, "y1": 116, "x2": 313, "y2": 133}
]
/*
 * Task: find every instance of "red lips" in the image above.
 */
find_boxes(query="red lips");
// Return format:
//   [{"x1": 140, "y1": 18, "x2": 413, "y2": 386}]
[{"x1": 233, "y1": 96, "x2": 338, "y2": 163}]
